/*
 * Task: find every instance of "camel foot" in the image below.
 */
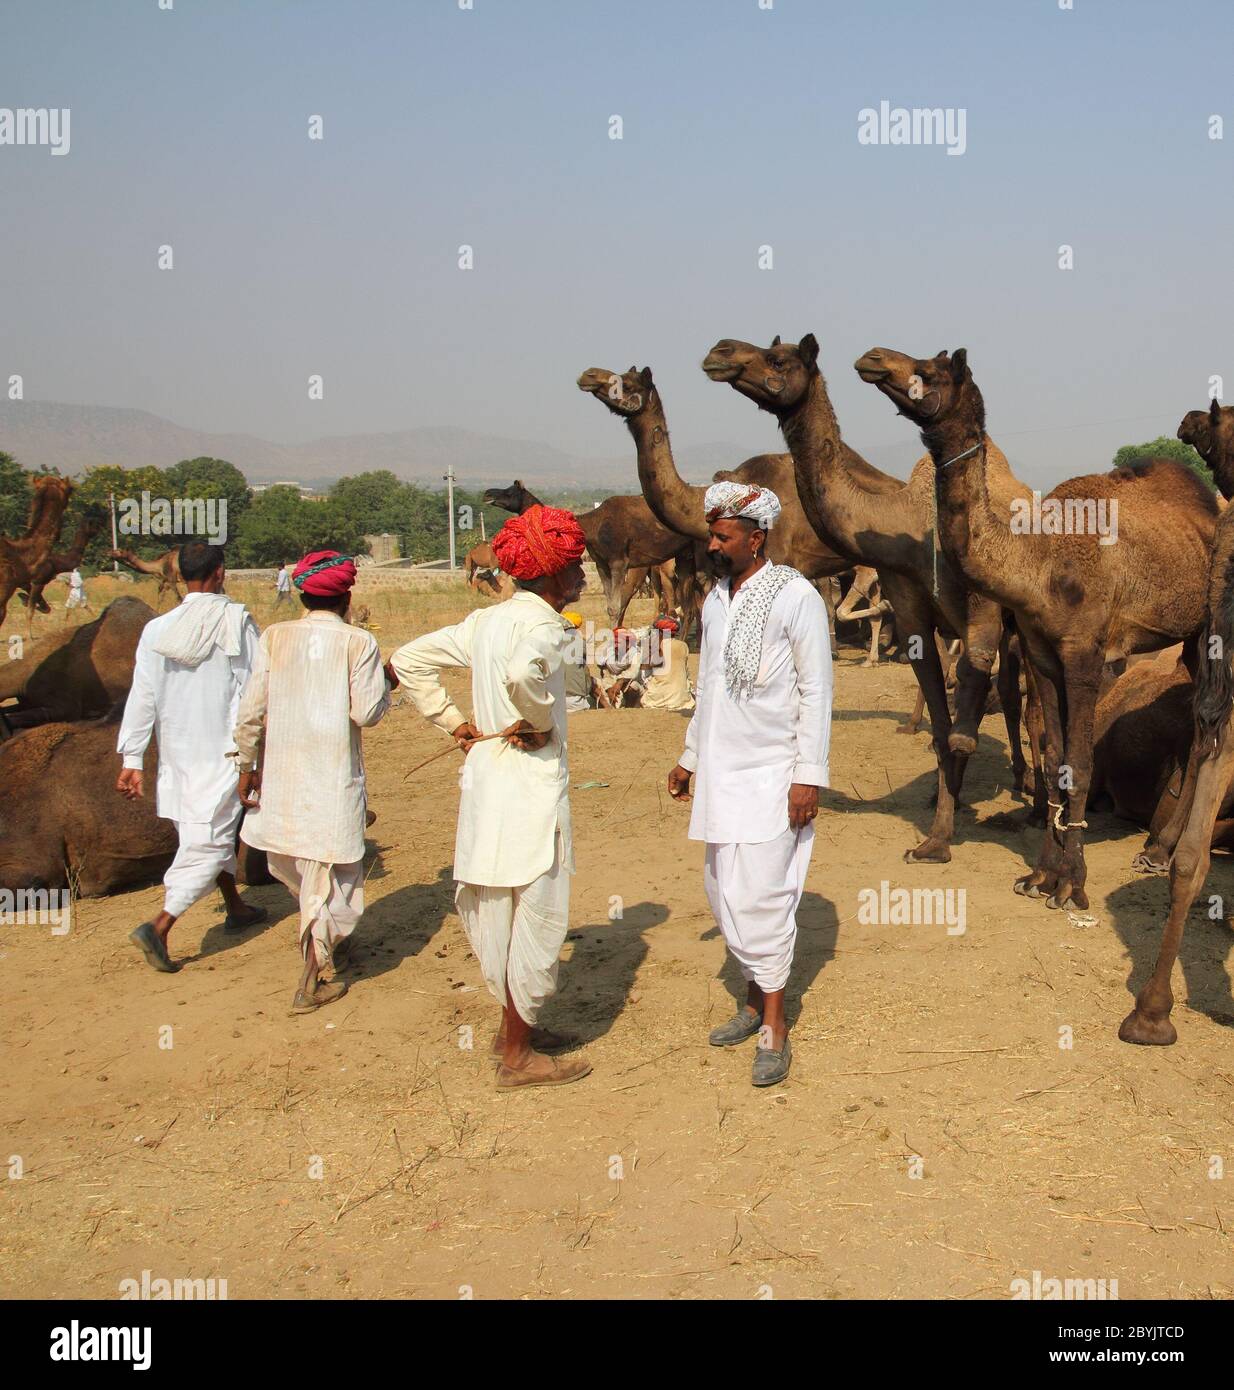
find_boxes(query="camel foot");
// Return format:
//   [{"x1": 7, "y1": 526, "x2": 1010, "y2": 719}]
[
  {"x1": 905, "y1": 839, "x2": 951, "y2": 864},
  {"x1": 1013, "y1": 872, "x2": 1050, "y2": 899},
  {"x1": 1132, "y1": 846, "x2": 1170, "y2": 875},
  {"x1": 1118, "y1": 1009, "x2": 1177, "y2": 1046},
  {"x1": 948, "y1": 732, "x2": 977, "y2": 756},
  {"x1": 1045, "y1": 884, "x2": 1088, "y2": 911},
  {"x1": 895, "y1": 724, "x2": 921, "y2": 736}
]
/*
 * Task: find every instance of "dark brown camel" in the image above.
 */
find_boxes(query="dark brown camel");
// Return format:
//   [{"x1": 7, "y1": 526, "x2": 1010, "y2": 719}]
[
  {"x1": 1119, "y1": 402, "x2": 1234, "y2": 1044},
  {"x1": 108, "y1": 548, "x2": 183, "y2": 608},
  {"x1": 0, "y1": 476, "x2": 75, "y2": 626},
  {"x1": 701, "y1": 335, "x2": 1033, "y2": 862},
  {"x1": 0, "y1": 711, "x2": 270, "y2": 895},
  {"x1": 0, "y1": 597, "x2": 154, "y2": 735},
  {"x1": 483, "y1": 477, "x2": 699, "y2": 631},
  {"x1": 859, "y1": 347, "x2": 1218, "y2": 911}
]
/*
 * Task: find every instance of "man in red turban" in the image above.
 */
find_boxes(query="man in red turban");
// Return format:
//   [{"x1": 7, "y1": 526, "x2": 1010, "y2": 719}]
[
  {"x1": 391, "y1": 505, "x2": 592, "y2": 1090},
  {"x1": 491, "y1": 505, "x2": 586, "y2": 581},
  {"x1": 292, "y1": 550, "x2": 358, "y2": 597}
]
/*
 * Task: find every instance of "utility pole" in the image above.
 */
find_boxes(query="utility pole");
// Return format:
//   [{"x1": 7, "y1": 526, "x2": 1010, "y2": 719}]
[
  {"x1": 108, "y1": 492, "x2": 119, "y2": 572},
  {"x1": 479, "y1": 509, "x2": 486, "y2": 542},
  {"x1": 444, "y1": 467, "x2": 457, "y2": 570}
]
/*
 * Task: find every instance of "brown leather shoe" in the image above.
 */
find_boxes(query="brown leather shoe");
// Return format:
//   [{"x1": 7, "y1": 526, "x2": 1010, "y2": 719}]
[
  {"x1": 291, "y1": 979, "x2": 348, "y2": 1013},
  {"x1": 495, "y1": 1051, "x2": 592, "y2": 1090},
  {"x1": 490, "y1": 1025, "x2": 578, "y2": 1057}
]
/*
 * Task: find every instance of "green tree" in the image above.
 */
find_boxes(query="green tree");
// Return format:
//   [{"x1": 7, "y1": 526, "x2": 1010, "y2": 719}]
[
  {"x1": 164, "y1": 457, "x2": 252, "y2": 530},
  {"x1": 1112, "y1": 436, "x2": 1214, "y2": 491},
  {"x1": 0, "y1": 452, "x2": 32, "y2": 537},
  {"x1": 74, "y1": 464, "x2": 173, "y2": 567},
  {"x1": 232, "y1": 488, "x2": 367, "y2": 568}
]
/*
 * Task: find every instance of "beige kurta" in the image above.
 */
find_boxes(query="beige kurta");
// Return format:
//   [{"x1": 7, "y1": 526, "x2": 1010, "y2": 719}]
[
  {"x1": 639, "y1": 636, "x2": 695, "y2": 711},
  {"x1": 390, "y1": 589, "x2": 574, "y2": 888},
  {"x1": 233, "y1": 610, "x2": 390, "y2": 864}
]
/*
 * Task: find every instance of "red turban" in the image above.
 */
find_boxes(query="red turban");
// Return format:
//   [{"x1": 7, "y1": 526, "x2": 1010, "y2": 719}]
[
  {"x1": 492, "y1": 504, "x2": 586, "y2": 580},
  {"x1": 293, "y1": 550, "x2": 357, "y2": 596}
]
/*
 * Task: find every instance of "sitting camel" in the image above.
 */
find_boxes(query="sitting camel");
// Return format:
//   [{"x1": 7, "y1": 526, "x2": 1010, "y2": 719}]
[
  {"x1": 108, "y1": 547, "x2": 183, "y2": 608},
  {"x1": 0, "y1": 596, "x2": 153, "y2": 736},
  {"x1": 0, "y1": 711, "x2": 270, "y2": 895}
]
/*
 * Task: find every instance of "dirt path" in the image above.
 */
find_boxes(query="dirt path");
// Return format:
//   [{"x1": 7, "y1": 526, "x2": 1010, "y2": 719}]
[{"x1": 3, "y1": 582, "x2": 1233, "y2": 1299}]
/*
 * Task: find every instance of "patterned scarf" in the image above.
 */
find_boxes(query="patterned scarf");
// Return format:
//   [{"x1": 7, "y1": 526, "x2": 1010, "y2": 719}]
[{"x1": 722, "y1": 562, "x2": 799, "y2": 699}]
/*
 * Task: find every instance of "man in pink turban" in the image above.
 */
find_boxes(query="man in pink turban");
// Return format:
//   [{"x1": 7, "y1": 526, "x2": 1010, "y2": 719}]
[
  {"x1": 391, "y1": 505, "x2": 593, "y2": 1090},
  {"x1": 233, "y1": 549, "x2": 393, "y2": 1012}
]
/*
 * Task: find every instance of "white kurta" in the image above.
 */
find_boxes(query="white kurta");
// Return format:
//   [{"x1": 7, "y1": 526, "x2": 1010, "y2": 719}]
[
  {"x1": 117, "y1": 592, "x2": 260, "y2": 824},
  {"x1": 391, "y1": 589, "x2": 574, "y2": 888},
  {"x1": 680, "y1": 570, "x2": 832, "y2": 844},
  {"x1": 234, "y1": 611, "x2": 390, "y2": 864}
]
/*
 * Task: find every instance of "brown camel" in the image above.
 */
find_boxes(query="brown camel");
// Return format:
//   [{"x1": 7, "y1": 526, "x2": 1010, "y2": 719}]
[
  {"x1": 0, "y1": 597, "x2": 154, "y2": 735},
  {"x1": 464, "y1": 541, "x2": 510, "y2": 598},
  {"x1": 483, "y1": 477, "x2": 699, "y2": 631},
  {"x1": 18, "y1": 508, "x2": 108, "y2": 625},
  {"x1": 0, "y1": 711, "x2": 271, "y2": 895},
  {"x1": 834, "y1": 565, "x2": 895, "y2": 667},
  {"x1": 108, "y1": 547, "x2": 183, "y2": 608},
  {"x1": 1119, "y1": 402, "x2": 1234, "y2": 1044},
  {"x1": 858, "y1": 346, "x2": 1218, "y2": 910},
  {"x1": 701, "y1": 336, "x2": 1032, "y2": 862},
  {"x1": 0, "y1": 476, "x2": 75, "y2": 626}
]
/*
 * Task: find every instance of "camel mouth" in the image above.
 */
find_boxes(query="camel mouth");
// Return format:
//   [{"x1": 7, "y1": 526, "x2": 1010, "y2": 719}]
[
  {"x1": 576, "y1": 373, "x2": 609, "y2": 394},
  {"x1": 855, "y1": 365, "x2": 887, "y2": 384},
  {"x1": 702, "y1": 360, "x2": 741, "y2": 382}
]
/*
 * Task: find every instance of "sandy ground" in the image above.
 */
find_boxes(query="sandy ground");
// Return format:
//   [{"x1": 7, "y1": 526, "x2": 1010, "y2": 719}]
[{"x1": 3, "y1": 574, "x2": 1234, "y2": 1300}]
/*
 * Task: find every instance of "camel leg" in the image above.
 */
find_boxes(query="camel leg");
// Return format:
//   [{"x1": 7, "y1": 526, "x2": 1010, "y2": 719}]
[
  {"x1": 997, "y1": 627, "x2": 1027, "y2": 795},
  {"x1": 865, "y1": 617, "x2": 881, "y2": 667},
  {"x1": 900, "y1": 682, "x2": 927, "y2": 735},
  {"x1": 1134, "y1": 739, "x2": 1204, "y2": 874},
  {"x1": 1044, "y1": 650, "x2": 1103, "y2": 911},
  {"x1": 950, "y1": 598, "x2": 999, "y2": 756},
  {"x1": 1119, "y1": 727, "x2": 1234, "y2": 1045},
  {"x1": 1014, "y1": 643, "x2": 1067, "y2": 900},
  {"x1": 610, "y1": 563, "x2": 644, "y2": 629}
]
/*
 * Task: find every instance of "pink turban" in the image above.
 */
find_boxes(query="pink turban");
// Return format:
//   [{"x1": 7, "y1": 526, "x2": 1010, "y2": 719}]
[{"x1": 293, "y1": 550, "x2": 357, "y2": 596}]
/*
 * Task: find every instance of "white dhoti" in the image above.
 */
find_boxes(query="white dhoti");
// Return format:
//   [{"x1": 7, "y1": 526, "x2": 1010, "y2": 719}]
[
  {"x1": 455, "y1": 831, "x2": 570, "y2": 1025},
  {"x1": 703, "y1": 824, "x2": 814, "y2": 992},
  {"x1": 267, "y1": 854, "x2": 365, "y2": 965},
  {"x1": 163, "y1": 799, "x2": 243, "y2": 917}
]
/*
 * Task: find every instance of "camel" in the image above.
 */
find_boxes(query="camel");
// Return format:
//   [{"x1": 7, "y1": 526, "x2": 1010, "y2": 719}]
[
  {"x1": 858, "y1": 346, "x2": 1219, "y2": 911},
  {"x1": 0, "y1": 597, "x2": 153, "y2": 735},
  {"x1": 0, "y1": 476, "x2": 75, "y2": 626},
  {"x1": 483, "y1": 477, "x2": 700, "y2": 631},
  {"x1": 1119, "y1": 402, "x2": 1234, "y2": 1044},
  {"x1": 834, "y1": 565, "x2": 895, "y2": 667},
  {"x1": 0, "y1": 711, "x2": 270, "y2": 895},
  {"x1": 701, "y1": 336, "x2": 1032, "y2": 862},
  {"x1": 108, "y1": 547, "x2": 183, "y2": 608},
  {"x1": 18, "y1": 508, "x2": 108, "y2": 626},
  {"x1": 464, "y1": 541, "x2": 510, "y2": 598}
]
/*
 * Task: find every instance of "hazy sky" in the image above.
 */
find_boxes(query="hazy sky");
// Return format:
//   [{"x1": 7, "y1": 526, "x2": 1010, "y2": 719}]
[{"x1": 3, "y1": 0, "x2": 1232, "y2": 488}]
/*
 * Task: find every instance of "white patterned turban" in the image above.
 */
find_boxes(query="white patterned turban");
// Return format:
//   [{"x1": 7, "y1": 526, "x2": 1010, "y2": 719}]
[{"x1": 703, "y1": 481, "x2": 782, "y2": 531}]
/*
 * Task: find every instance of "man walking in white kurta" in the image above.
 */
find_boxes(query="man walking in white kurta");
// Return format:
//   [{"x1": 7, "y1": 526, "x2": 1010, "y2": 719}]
[
  {"x1": 668, "y1": 483, "x2": 832, "y2": 1087},
  {"x1": 117, "y1": 541, "x2": 266, "y2": 973},
  {"x1": 391, "y1": 504, "x2": 592, "y2": 1090},
  {"x1": 232, "y1": 551, "x2": 391, "y2": 1013}
]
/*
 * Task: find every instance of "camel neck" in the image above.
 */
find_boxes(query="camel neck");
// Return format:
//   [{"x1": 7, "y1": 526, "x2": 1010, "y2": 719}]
[
  {"x1": 780, "y1": 372, "x2": 915, "y2": 568},
  {"x1": 625, "y1": 394, "x2": 707, "y2": 540}
]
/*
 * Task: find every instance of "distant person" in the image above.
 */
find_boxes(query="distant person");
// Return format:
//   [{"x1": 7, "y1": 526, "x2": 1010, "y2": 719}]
[
  {"x1": 635, "y1": 617, "x2": 695, "y2": 712},
  {"x1": 598, "y1": 627, "x2": 641, "y2": 707},
  {"x1": 63, "y1": 566, "x2": 91, "y2": 616},
  {"x1": 116, "y1": 541, "x2": 266, "y2": 973},
  {"x1": 561, "y1": 610, "x2": 602, "y2": 711},
  {"x1": 667, "y1": 483, "x2": 832, "y2": 1088},
  {"x1": 233, "y1": 551, "x2": 392, "y2": 1013},
  {"x1": 391, "y1": 505, "x2": 593, "y2": 1090},
  {"x1": 274, "y1": 561, "x2": 291, "y2": 607}
]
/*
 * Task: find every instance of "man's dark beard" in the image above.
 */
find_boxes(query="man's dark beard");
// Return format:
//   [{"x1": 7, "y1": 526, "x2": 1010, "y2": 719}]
[{"x1": 708, "y1": 551, "x2": 733, "y2": 576}]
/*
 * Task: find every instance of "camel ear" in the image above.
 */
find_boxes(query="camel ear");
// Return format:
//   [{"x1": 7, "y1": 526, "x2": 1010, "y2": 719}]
[
  {"x1": 799, "y1": 333, "x2": 819, "y2": 370},
  {"x1": 1212, "y1": 398, "x2": 1223, "y2": 424},
  {"x1": 771, "y1": 335, "x2": 781, "y2": 347},
  {"x1": 639, "y1": 367, "x2": 654, "y2": 388},
  {"x1": 950, "y1": 348, "x2": 969, "y2": 382}
]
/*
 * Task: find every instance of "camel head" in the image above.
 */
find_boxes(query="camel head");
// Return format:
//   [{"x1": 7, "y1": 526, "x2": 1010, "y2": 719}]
[
  {"x1": 1179, "y1": 398, "x2": 1234, "y2": 471},
  {"x1": 855, "y1": 347, "x2": 984, "y2": 435},
  {"x1": 701, "y1": 335, "x2": 819, "y2": 416},
  {"x1": 483, "y1": 479, "x2": 539, "y2": 514},
  {"x1": 576, "y1": 366, "x2": 653, "y2": 418}
]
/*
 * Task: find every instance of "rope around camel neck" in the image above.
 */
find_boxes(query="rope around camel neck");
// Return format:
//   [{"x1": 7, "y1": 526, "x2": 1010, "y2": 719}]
[{"x1": 929, "y1": 440, "x2": 984, "y2": 599}]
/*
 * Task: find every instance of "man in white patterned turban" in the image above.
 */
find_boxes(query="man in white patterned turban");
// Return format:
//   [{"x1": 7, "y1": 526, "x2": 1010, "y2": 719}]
[{"x1": 666, "y1": 480, "x2": 833, "y2": 1086}]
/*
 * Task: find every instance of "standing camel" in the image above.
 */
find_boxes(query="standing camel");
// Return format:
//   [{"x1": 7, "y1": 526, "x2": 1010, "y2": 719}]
[
  {"x1": 701, "y1": 335, "x2": 1031, "y2": 862},
  {"x1": 859, "y1": 346, "x2": 1218, "y2": 910},
  {"x1": 18, "y1": 509, "x2": 108, "y2": 628},
  {"x1": 483, "y1": 477, "x2": 699, "y2": 632},
  {"x1": 107, "y1": 548, "x2": 183, "y2": 608},
  {"x1": 0, "y1": 476, "x2": 76, "y2": 627},
  {"x1": 1120, "y1": 401, "x2": 1234, "y2": 1044}
]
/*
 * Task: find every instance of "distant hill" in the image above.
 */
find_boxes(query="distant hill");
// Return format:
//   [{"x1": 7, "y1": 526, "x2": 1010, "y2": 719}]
[{"x1": 0, "y1": 398, "x2": 922, "y2": 492}]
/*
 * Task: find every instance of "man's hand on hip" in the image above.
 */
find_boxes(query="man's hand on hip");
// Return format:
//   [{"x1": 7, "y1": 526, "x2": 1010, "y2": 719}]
[
  {"x1": 667, "y1": 764, "x2": 692, "y2": 801},
  {"x1": 788, "y1": 783, "x2": 819, "y2": 829}
]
